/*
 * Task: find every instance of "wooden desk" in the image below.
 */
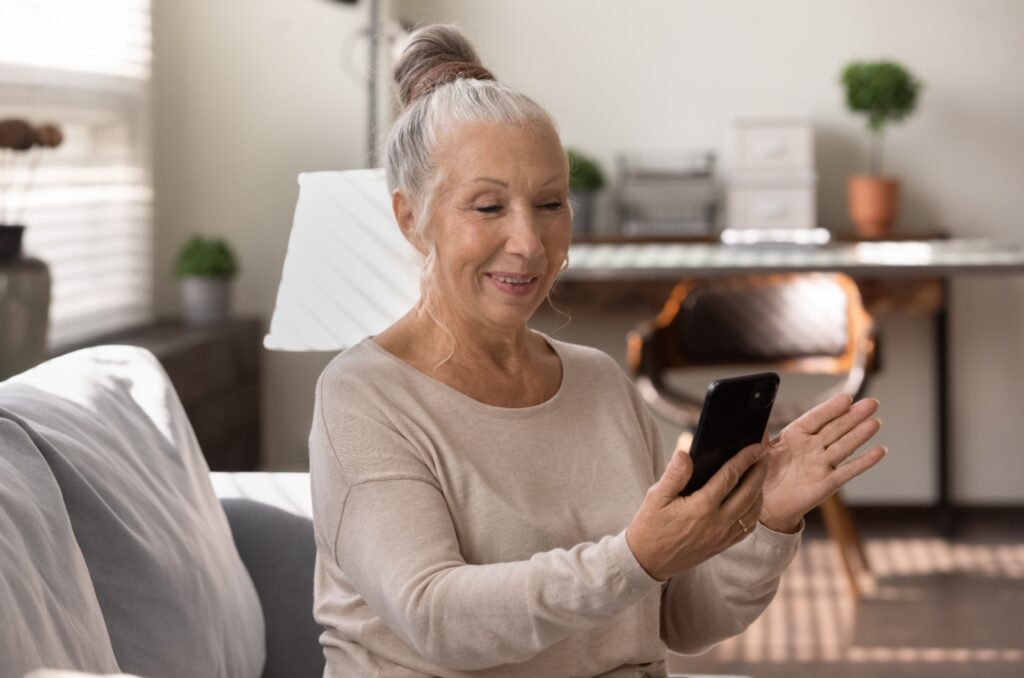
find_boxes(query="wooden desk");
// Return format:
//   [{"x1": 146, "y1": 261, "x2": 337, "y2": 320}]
[{"x1": 559, "y1": 237, "x2": 1024, "y2": 536}]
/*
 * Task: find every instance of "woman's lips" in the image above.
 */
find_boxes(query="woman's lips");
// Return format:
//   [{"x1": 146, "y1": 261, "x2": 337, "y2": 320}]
[{"x1": 485, "y1": 273, "x2": 540, "y2": 296}]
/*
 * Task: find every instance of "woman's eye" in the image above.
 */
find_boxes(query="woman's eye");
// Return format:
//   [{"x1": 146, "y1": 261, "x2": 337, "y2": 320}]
[
  {"x1": 540, "y1": 202, "x2": 564, "y2": 211},
  {"x1": 476, "y1": 205, "x2": 502, "y2": 214}
]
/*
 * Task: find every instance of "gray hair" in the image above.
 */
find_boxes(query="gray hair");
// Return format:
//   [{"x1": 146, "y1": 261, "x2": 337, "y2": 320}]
[{"x1": 382, "y1": 24, "x2": 570, "y2": 367}]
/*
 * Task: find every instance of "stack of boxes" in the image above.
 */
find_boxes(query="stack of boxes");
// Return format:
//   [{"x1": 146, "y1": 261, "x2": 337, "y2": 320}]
[{"x1": 724, "y1": 113, "x2": 816, "y2": 232}]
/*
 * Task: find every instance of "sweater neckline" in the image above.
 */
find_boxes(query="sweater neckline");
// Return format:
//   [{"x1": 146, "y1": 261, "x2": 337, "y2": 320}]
[{"x1": 360, "y1": 330, "x2": 568, "y2": 419}]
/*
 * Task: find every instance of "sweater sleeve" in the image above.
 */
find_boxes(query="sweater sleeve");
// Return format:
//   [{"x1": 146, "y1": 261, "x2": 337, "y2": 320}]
[
  {"x1": 309, "y1": 385, "x2": 660, "y2": 671},
  {"x1": 659, "y1": 522, "x2": 801, "y2": 654},
  {"x1": 625, "y1": 372, "x2": 802, "y2": 654}
]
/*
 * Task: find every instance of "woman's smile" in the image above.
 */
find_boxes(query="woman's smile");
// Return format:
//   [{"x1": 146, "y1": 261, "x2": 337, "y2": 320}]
[{"x1": 484, "y1": 271, "x2": 542, "y2": 297}]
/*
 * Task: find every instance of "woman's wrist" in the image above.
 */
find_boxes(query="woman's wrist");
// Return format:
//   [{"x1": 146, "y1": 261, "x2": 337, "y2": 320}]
[
  {"x1": 624, "y1": 525, "x2": 665, "y2": 581},
  {"x1": 758, "y1": 510, "x2": 803, "y2": 534}
]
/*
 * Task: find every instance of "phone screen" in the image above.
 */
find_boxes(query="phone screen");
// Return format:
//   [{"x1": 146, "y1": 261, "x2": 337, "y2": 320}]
[{"x1": 679, "y1": 372, "x2": 780, "y2": 496}]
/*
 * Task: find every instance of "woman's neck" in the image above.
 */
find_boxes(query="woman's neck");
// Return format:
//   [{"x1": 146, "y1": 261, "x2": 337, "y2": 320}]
[
  {"x1": 372, "y1": 300, "x2": 561, "y2": 408},
  {"x1": 405, "y1": 300, "x2": 536, "y2": 376}
]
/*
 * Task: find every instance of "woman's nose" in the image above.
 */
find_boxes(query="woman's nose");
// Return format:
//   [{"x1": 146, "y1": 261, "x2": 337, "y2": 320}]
[{"x1": 504, "y1": 207, "x2": 545, "y2": 258}]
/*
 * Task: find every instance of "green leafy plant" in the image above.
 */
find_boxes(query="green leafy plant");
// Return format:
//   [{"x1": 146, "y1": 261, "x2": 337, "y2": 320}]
[
  {"x1": 840, "y1": 60, "x2": 922, "y2": 175},
  {"x1": 567, "y1": 148, "x2": 605, "y2": 192},
  {"x1": 175, "y1": 236, "x2": 238, "y2": 279}
]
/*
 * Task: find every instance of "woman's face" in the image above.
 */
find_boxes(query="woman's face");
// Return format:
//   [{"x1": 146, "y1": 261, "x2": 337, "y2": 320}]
[{"x1": 411, "y1": 120, "x2": 572, "y2": 334}]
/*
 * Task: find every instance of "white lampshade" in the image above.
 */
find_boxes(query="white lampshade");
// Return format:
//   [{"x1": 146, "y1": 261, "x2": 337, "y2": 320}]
[{"x1": 264, "y1": 170, "x2": 421, "y2": 351}]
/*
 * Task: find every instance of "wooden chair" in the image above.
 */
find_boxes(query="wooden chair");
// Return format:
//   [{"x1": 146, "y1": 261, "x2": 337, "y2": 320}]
[{"x1": 627, "y1": 273, "x2": 877, "y2": 596}]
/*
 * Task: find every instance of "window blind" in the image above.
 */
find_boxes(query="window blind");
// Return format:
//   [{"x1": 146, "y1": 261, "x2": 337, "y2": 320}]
[
  {"x1": 0, "y1": 0, "x2": 153, "y2": 349},
  {"x1": 0, "y1": 0, "x2": 151, "y2": 81}
]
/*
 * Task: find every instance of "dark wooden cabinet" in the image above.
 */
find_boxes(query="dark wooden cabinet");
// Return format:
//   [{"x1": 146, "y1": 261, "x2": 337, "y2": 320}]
[{"x1": 51, "y1": 317, "x2": 262, "y2": 471}]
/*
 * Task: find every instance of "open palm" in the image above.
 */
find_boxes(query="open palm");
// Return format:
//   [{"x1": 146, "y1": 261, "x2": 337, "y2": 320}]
[{"x1": 759, "y1": 394, "x2": 886, "y2": 532}]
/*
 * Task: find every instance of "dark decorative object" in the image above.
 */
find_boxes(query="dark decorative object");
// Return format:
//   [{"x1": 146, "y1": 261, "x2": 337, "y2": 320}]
[
  {"x1": 0, "y1": 118, "x2": 63, "y2": 378},
  {"x1": 0, "y1": 118, "x2": 64, "y2": 262},
  {"x1": 0, "y1": 257, "x2": 53, "y2": 380},
  {"x1": 0, "y1": 224, "x2": 25, "y2": 263}
]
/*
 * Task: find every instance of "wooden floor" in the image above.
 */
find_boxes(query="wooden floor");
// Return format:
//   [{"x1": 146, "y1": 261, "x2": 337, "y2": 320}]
[{"x1": 668, "y1": 515, "x2": 1024, "y2": 678}]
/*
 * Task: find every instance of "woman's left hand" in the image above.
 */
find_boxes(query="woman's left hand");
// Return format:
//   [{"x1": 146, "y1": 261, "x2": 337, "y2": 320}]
[{"x1": 759, "y1": 395, "x2": 886, "y2": 533}]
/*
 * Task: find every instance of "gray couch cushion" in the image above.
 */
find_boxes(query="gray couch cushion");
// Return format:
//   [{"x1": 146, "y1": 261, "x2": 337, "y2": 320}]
[
  {"x1": 221, "y1": 499, "x2": 324, "y2": 678},
  {"x1": 0, "y1": 345, "x2": 265, "y2": 678},
  {"x1": 0, "y1": 419, "x2": 121, "y2": 677}
]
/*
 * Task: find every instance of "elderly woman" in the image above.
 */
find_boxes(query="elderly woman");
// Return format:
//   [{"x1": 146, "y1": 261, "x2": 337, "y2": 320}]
[{"x1": 309, "y1": 24, "x2": 885, "y2": 678}]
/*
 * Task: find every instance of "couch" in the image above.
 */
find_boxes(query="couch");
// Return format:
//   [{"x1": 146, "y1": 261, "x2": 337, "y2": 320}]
[
  {"x1": 0, "y1": 344, "x2": 748, "y2": 678},
  {"x1": 0, "y1": 345, "x2": 325, "y2": 678}
]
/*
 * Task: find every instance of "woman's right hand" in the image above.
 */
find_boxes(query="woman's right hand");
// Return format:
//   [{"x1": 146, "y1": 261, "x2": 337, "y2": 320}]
[{"x1": 625, "y1": 443, "x2": 769, "y2": 582}]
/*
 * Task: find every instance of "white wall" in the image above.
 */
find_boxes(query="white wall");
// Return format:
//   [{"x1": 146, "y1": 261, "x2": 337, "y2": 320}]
[
  {"x1": 153, "y1": 0, "x2": 1024, "y2": 502},
  {"x1": 397, "y1": 0, "x2": 1024, "y2": 504},
  {"x1": 152, "y1": 0, "x2": 374, "y2": 469}
]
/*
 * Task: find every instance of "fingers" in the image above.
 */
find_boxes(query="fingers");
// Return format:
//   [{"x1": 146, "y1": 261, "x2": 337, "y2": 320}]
[
  {"x1": 817, "y1": 397, "x2": 880, "y2": 448},
  {"x1": 825, "y1": 416, "x2": 882, "y2": 467},
  {"x1": 720, "y1": 458, "x2": 767, "y2": 517},
  {"x1": 648, "y1": 446, "x2": 694, "y2": 506},
  {"x1": 790, "y1": 394, "x2": 853, "y2": 435},
  {"x1": 699, "y1": 443, "x2": 765, "y2": 506},
  {"x1": 831, "y1": 446, "x2": 888, "y2": 488}
]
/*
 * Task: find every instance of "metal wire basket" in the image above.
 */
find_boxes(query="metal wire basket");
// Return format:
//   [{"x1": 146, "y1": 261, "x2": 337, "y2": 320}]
[{"x1": 615, "y1": 150, "x2": 719, "y2": 235}]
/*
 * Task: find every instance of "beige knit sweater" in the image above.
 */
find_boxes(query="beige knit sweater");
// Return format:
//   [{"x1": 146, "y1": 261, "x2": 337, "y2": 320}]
[{"x1": 309, "y1": 332, "x2": 801, "y2": 678}]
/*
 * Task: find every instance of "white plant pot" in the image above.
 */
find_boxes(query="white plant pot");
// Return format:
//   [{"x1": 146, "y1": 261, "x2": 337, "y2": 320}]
[
  {"x1": 180, "y1": 277, "x2": 232, "y2": 326},
  {"x1": 570, "y1": 190, "x2": 596, "y2": 236}
]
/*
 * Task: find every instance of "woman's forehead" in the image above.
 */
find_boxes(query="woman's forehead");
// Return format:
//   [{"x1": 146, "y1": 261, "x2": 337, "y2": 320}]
[{"x1": 435, "y1": 120, "x2": 568, "y2": 187}]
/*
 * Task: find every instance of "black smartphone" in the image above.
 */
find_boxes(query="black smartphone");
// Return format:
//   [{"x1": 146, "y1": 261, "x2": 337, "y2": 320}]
[{"x1": 679, "y1": 372, "x2": 780, "y2": 496}]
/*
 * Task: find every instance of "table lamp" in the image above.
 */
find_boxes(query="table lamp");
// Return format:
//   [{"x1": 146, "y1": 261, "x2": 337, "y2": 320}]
[{"x1": 264, "y1": 169, "x2": 420, "y2": 352}]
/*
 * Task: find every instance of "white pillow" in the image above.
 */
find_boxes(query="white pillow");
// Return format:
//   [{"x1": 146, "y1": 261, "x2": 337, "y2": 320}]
[{"x1": 0, "y1": 345, "x2": 265, "y2": 678}]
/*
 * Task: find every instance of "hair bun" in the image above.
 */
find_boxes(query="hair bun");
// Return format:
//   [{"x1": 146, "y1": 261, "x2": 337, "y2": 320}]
[{"x1": 393, "y1": 24, "x2": 495, "y2": 108}]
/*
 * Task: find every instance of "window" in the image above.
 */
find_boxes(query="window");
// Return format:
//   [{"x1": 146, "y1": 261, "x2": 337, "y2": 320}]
[{"x1": 0, "y1": 0, "x2": 153, "y2": 348}]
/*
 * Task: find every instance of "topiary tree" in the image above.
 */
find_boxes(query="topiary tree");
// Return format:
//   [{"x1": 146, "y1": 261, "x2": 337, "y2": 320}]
[
  {"x1": 566, "y1": 148, "x2": 605, "y2": 192},
  {"x1": 175, "y1": 236, "x2": 238, "y2": 279},
  {"x1": 840, "y1": 60, "x2": 922, "y2": 175}
]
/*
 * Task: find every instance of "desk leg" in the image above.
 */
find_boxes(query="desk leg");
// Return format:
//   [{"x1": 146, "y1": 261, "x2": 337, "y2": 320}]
[{"x1": 936, "y1": 278, "x2": 954, "y2": 537}]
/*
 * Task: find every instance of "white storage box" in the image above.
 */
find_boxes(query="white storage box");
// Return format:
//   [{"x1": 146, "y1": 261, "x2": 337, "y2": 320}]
[
  {"x1": 725, "y1": 113, "x2": 814, "y2": 172},
  {"x1": 727, "y1": 172, "x2": 816, "y2": 230}
]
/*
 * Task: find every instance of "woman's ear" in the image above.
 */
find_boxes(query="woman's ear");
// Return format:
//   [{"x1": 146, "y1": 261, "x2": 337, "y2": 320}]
[{"x1": 392, "y1": 190, "x2": 427, "y2": 255}]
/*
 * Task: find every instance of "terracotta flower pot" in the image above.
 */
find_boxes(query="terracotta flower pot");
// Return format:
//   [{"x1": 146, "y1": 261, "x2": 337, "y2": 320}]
[{"x1": 847, "y1": 175, "x2": 900, "y2": 239}]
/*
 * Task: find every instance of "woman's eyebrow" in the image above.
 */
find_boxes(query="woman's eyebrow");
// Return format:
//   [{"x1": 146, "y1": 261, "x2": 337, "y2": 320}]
[{"x1": 469, "y1": 175, "x2": 563, "y2": 187}]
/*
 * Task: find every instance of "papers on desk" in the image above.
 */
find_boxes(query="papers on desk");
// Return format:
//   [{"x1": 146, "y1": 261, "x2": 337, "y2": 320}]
[{"x1": 720, "y1": 227, "x2": 831, "y2": 247}]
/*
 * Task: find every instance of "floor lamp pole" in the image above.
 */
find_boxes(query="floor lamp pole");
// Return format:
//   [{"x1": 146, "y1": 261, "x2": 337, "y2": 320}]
[{"x1": 367, "y1": 0, "x2": 380, "y2": 167}]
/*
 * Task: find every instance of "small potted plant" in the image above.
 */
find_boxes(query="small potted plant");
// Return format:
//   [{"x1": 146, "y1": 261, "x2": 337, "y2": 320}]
[
  {"x1": 567, "y1": 148, "x2": 606, "y2": 237},
  {"x1": 175, "y1": 235, "x2": 239, "y2": 325},
  {"x1": 840, "y1": 60, "x2": 923, "y2": 238}
]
